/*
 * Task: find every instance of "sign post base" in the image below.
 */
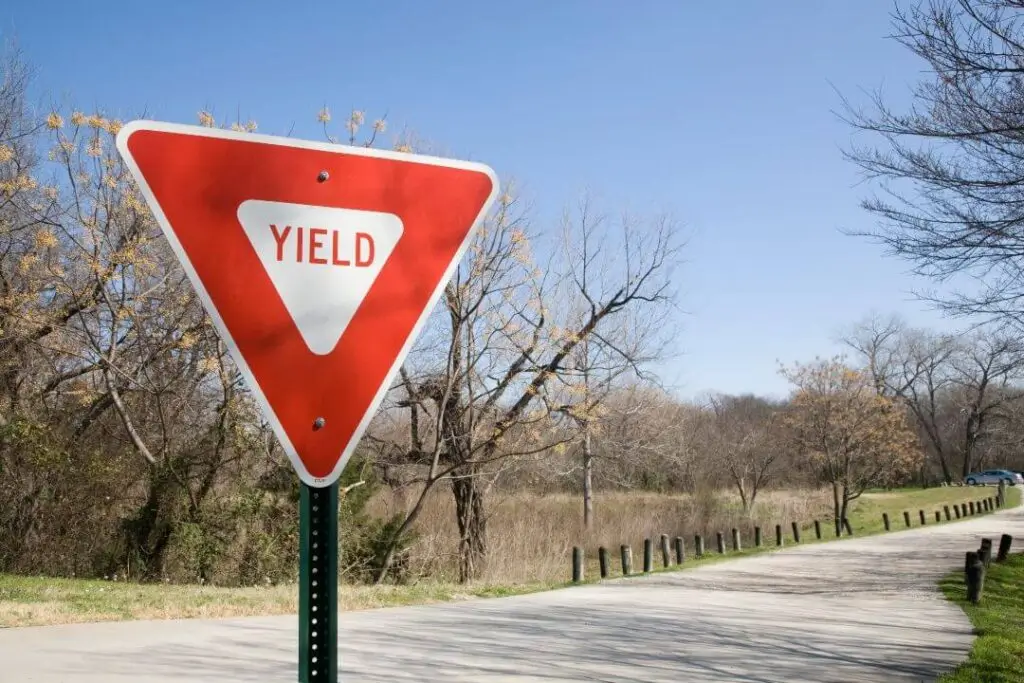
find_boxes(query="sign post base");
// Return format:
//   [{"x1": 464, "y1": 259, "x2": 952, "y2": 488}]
[{"x1": 299, "y1": 482, "x2": 338, "y2": 683}]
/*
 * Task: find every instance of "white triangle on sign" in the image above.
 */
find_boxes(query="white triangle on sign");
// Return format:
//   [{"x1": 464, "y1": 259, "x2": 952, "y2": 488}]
[{"x1": 236, "y1": 199, "x2": 404, "y2": 355}]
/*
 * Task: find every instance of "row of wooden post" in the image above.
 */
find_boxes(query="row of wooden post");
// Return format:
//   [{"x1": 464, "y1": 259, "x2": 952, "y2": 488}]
[
  {"x1": 571, "y1": 516, "x2": 852, "y2": 583},
  {"x1": 881, "y1": 495, "x2": 999, "y2": 533},
  {"x1": 965, "y1": 533, "x2": 1014, "y2": 604},
  {"x1": 572, "y1": 488, "x2": 1008, "y2": 583}
]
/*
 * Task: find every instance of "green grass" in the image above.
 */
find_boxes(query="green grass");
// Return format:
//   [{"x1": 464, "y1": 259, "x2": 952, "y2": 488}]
[
  {"x1": 0, "y1": 572, "x2": 565, "y2": 627},
  {"x1": 1, "y1": 485, "x2": 1016, "y2": 628},
  {"x1": 939, "y1": 551, "x2": 1024, "y2": 682}
]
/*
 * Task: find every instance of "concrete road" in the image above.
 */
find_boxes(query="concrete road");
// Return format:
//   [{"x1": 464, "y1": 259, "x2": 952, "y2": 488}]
[{"x1": 2, "y1": 503, "x2": 1021, "y2": 683}]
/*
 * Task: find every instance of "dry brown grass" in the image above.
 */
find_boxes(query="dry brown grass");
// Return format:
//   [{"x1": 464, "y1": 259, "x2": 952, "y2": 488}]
[{"x1": 370, "y1": 487, "x2": 834, "y2": 584}]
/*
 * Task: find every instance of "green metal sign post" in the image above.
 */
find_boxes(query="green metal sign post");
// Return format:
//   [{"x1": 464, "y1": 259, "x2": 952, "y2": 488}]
[{"x1": 298, "y1": 482, "x2": 339, "y2": 683}]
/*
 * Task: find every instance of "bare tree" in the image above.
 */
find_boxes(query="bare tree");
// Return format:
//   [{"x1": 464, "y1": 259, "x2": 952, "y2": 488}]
[
  {"x1": 546, "y1": 197, "x2": 679, "y2": 529},
  {"x1": 949, "y1": 331, "x2": 1024, "y2": 477},
  {"x1": 706, "y1": 394, "x2": 782, "y2": 514},
  {"x1": 841, "y1": 0, "x2": 1024, "y2": 330},
  {"x1": 367, "y1": 192, "x2": 680, "y2": 583}
]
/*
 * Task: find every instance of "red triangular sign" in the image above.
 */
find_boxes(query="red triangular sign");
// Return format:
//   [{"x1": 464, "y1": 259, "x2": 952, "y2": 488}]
[{"x1": 117, "y1": 121, "x2": 498, "y2": 487}]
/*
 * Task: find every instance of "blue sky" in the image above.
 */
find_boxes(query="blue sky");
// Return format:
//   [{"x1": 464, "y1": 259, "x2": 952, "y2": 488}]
[{"x1": 2, "y1": 1, "x2": 962, "y2": 400}]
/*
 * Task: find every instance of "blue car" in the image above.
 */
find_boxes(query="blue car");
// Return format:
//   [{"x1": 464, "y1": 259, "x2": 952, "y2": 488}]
[{"x1": 964, "y1": 469, "x2": 1024, "y2": 486}]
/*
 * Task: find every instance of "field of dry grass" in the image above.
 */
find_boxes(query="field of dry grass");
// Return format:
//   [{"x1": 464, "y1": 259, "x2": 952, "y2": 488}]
[
  {"x1": 2, "y1": 485, "x2": 1013, "y2": 627},
  {"x1": 370, "y1": 487, "x2": 834, "y2": 584}
]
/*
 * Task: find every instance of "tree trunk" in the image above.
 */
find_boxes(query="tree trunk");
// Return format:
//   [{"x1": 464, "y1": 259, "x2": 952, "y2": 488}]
[
  {"x1": 831, "y1": 481, "x2": 842, "y2": 535},
  {"x1": 452, "y1": 469, "x2": 487, "y2": 583},
  {"x1": 736, "y1": 476, "x2": 750, "y2": 514},
  {"x1": 582, "y1": 423, "x2": 594, "y2": 529},
  {"x1": 839, "y1": 485, "x2": 851, "y2": 534},
  {"x1": 121, "y1": 465, "x2": 177, "y2": 581}
]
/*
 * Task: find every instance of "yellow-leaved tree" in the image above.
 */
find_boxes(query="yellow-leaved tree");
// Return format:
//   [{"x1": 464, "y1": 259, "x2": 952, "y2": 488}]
[{"x1": 780, "y1": 357, "x2": 922, "y2": 535}]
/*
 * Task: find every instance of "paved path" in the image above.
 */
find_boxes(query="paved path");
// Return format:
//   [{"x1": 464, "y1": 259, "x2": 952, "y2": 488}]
[{"x1": 3, "y1": 502, "x2": 1022, "y2": 683}]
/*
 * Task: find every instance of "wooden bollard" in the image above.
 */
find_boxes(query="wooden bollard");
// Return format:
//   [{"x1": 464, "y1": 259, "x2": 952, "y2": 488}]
[
  {"x1": 598, "y1": 546, "x2": 609, "y2": 578},
  {"x1": 998, "y1": 481, "x2": 1007, "y2": 507},
  {"x1": 966, "y1": 552, "x2": 985, "y2": 605},
  {"x1": 919, "y1": 510, "x2": 926, "y2": 525},
  {"x1": 731, "y1": 527, "x2": 741, "y2": 551},
  {"x1": 903, "y1": 511, "x2": 911, "y2": 527},
  {"x1": 883, "y1": 512, "x2": 890, "y2": 531},
  {"x1": 754, "y1": 526, "x2": 762, "y2": 547},
  {"x1": 843, "y1": 518, "x2": 853, "y2": 535},
  {"x1": 674, "y1": 536, "x2": 684, "y2": 564},
  {"x1": 814, "y1": 520, "x2": 822, "y2": 539},
  {"x1": 962, "y1": 503, "x2": 968, "y2": 517},
  {"x1": 955, "y1": 505, "x2": 961, "y2": 519},
  {"x1": 660, "y1": 534, "x2": 671, "y2": 568},
  {"x1": 791, "y1": 521, "x2": 801, "y2": 543},
  {"x1": 694, "y1": 534, "x2": 704, "y2": 557},
  {"x1": 643, "y1": 538, "x2": 653, "y2": 572},
  {"x1": 620, "y1": 545, "x2": 632, "y2": 576},
  {"x1": 944, "y1": 505, "x2": 951, "y2": 521},
  {"x1": 979, "y1": 538, "x2": 993, "y2": 568},
  {"x1": 935, "y1": 511, "x2": 941, "y2": 523},
  {"x1": 969, "y1": 501, "x2": 975, "y2": 515},
  {"x1": 775, "y1": 524, "x2": 784, "y2": 546},
  {"x1": 965, "y1": 549, "x2": 976, "y2": 574},
  {"x1": 716, "y1": 532, "x2": 726, "y2": 554},
  {"x1": 572, "y1": 546, "x2": 583, "y2": 583},
  {"x1": 997, "y1": 534, "x2": 1013, "y2": 562}
]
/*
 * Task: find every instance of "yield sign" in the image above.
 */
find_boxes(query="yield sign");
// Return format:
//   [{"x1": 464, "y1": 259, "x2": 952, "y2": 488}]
[{"x1": 117, "y1": 121, "x2": 499, "y2": 487}]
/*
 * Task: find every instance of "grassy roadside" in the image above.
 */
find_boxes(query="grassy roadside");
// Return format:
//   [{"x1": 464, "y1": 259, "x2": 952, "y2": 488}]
[
  {"x1": 939, "y1": 552, "x2": 1024, "y2": 682},
  {"x1": 1, "y1": 485, "x2": 1016, "y2": 628}
]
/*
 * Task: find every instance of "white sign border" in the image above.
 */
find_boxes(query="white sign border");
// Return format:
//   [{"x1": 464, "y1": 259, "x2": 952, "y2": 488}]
[{"x1": 116, "y1": 120, "x2": 499, "y2": 488}]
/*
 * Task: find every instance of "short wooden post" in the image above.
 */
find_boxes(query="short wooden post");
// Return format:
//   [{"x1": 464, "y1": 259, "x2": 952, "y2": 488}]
[
  {"x1": 843, "y1": 518, "x2": 853, "y2": 535},
  {"x1": 716, "y1": 532, "x2": 726, "y2": 554},
  {"x1": 954, "y1": 505, "x2": 961, "y2": 519},
  {"x1": 775, "y1": 524, "x2": 784, "y2": 546},
  {"x1": 997, "y1": 534, "x2": 1013, "y2": 562},
  {"x1": 620, "y1": 544, "x2": 632, "y2": 576},
  {"x1": 660, "y1": 534, "x2": 671, "y2": 568},
  {"x1": 572, "y1": 546, "x2": 583, "y2": 583},
  {"x1": 731, "y1": 527, "x2": 741, "y2": 551},
  {"x1": 882, "y1": 512, "x2": 890, "y2": 531},
  {"x1": 935, "y1": 510, "x2": 941, "y2": 523},
  {"x1": 944, "y1": 505, "x2": 951, "y2": 521},
  {"x1": 694, "y1": 534, "x2": 704, "y2": 557},
  {"x1": 903, "y1": 511, "x2": 911, "y2": 527},
  {"x1": 966, "y1": 552, "x2": 985, "y2": 605},
  {"x1": 965, "y1": 550, "x2": 976, "y2": 574},
  {"x1": 969, "y1": 501, "x2": 975, "y2": 515},
  {"x1": 979, "y1": 538, "x2": 993, "y2": 568},
  {"x1": 754, "y1": 526, "x2": 762, "y2": 547},
  {"x1": 643, "y1": 538, "x2": 653, "y2": 572},
  {"x1": 598, "y1": 546, "x2": 609, "y2": 578},
  {"x1": 791, "y1": 521, "x2": 801, "y2": 543},
  {"x1": 919, "y1": 510, "x2": 926, "y2": 525},
  {"x1": 674, "y1": 536, "x2": 684, "y2": 564},
  {"x1": 962, "y1": 503, "x2": 968, "y2": 517},
  {"x1": 998, "y1": 480, "x2": 1007, "y2": 507},
  {"x1": 814, "y1": 519, "x2": 822, "y2": 539}
]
